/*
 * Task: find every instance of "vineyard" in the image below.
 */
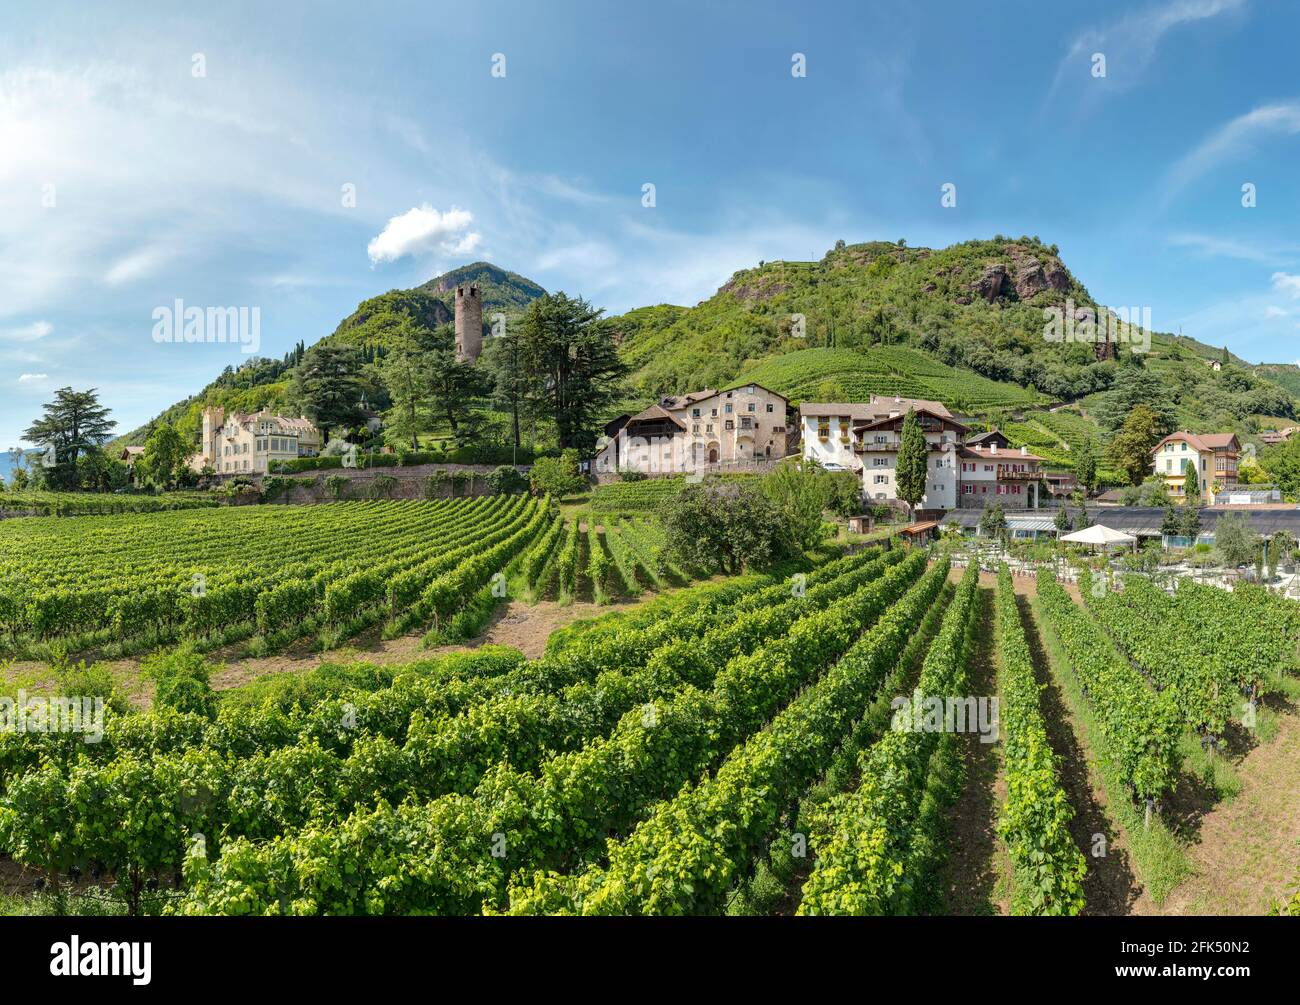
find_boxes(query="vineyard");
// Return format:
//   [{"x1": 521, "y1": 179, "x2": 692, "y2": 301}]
[
  {"x1": 0, "y1": 491, "x2": 220, "y2": 517},
  {"x1": 2, "y1": 521, "x2": 1300, "y2": 916},
  {"x1": 519, "y1": 513, "x2": 697, "y2": 603},
  {"x1": 724, "y1": 347, "x2": 1044, "y2": 411},
  {"x1": 0, "y1": 496, "x2": 555, "y2": 657}
]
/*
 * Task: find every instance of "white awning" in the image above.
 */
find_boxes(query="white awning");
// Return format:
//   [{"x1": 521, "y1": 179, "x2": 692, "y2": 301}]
[{"x1": 1059, "y1": 524, "x2": 1137, "y2": 545}]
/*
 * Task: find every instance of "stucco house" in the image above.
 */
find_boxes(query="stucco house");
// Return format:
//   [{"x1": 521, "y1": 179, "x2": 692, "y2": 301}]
[
  {"x1": 798, "y1": 402, "x2": 875, "y2": 473},
  {"x1": 190, "y1": 406, "x2": 323, "y2": 475},
  {"x1": 594, "y1": 384, "x2": 789, "y2": 475},
  {"x1": 1150, "y1": 431, "x2": 1239, "y2": 504},
  {"x1": 957, "y1": 430, "x2": 1047, "y2": 508},
  {"x1": 852, "y1": 398, "x2": 967, "y2": 513}
]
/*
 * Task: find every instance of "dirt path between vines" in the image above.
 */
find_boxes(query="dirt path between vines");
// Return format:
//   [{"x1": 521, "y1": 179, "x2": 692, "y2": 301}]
[
  {"x1": 1130, "y1": 692, "x2": 1300, "y2": 916},
  {"x1": 1017, "y1": 593, "x2": 1141, "y2": 914},
  {"x1": 2, "y1": 595, "x2": 662, "y2": 706},
  {"x1": 942, "y1": 583, "x2": 1012, "y2": 915}
]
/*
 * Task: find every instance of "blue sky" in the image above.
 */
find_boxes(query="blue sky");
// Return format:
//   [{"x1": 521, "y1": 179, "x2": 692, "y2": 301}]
[{"x1": 3, "y1": 0, "x2": 1300, "y2": 450}]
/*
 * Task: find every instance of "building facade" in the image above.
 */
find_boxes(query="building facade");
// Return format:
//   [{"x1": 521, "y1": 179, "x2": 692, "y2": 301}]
[
  {"x1": 852, "y1": 398, "x2": 967, "y2": 513},
  {"x1": 798, "y1": 402, "x2": 874, "y2": 472},
  {"x1": 594, "y1": 384, "x2": 789, "y2": 475},
  {"x1": 798, "y1": 399, "x2": 1063, "y2": 515},
  {"x1": 957, "y1": 430, "x2": 1046, "y2": 508},
  {"x1": 1150, "y1": 431, "x2": 1240, "y2": 504},
  {"x1": 191, "y1": 407, "x2": 323, "y2": 475}
]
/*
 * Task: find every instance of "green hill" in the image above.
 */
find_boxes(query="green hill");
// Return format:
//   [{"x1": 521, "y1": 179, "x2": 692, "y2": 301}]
[
  {"x1": 719, "y1": 346, "x2": 1042, "y2": 412},
  {"x1": 608, "y1": 236, "x2": 1298, "y2": 450},
  {"x1": 415, "y1": 260, "x2": 546, "y2": 311},
  {"x1": 115, "y1": 263, "x2": 548, "y2": 446},
  {"x1": 114, "y1": 239, "x2": 1300, "y2": 470}
]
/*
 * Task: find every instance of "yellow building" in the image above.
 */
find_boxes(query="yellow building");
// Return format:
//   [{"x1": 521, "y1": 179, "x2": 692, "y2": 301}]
[
  {"x1": 1150, "y1": 431, "x2": 1239, "y2": 503},
  {"x1": 190, "y1": 407, "x2": 322, "y2": 475}
]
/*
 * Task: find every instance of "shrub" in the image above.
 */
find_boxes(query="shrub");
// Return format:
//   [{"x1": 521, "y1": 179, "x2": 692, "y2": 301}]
[
  {"x1": 141, "y1": 644, "x2": 218, "y2": 719},
  {"x1": 367, "y1": 474, "x2": 399, "y2": 499},
  {"x1": 660, "y1": 480, "x2": 789, "y2": 574},
  {"x1": 529, "y1": 450, "x2": 585, "y2": 499},
  {"x1": 487, "y1": 466, "x2": 528, "y2": 496}
]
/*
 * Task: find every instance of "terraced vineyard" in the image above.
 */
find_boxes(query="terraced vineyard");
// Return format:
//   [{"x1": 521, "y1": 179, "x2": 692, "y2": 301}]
[
  {"x1": 0, "y1": 496, "x2": 554, "y2": 655},
  {"x1": 724, "y1": 347, "x2": 1044, "y2": 411}
]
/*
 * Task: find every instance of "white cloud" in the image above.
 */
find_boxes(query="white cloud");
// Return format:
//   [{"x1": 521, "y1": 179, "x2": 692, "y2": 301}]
[
  {"x1": 1167, "y1": 233, "x2": 1299, "y2": 266},
  {"x1": 1048, "y1": 0, "x2": 1246, "y2": 107},
  {"x1": 103, "y1": 246, "x2": 172, "y2": 286},
  {"x1": 366, "y1": 205, "x2": 481, "y2": 265},
  {"x1": 1, "y1": 320, "x2": 53, "y2": 341},
  {"x1": 17, "y1": 373, "x2": 48, "y2": 382},
  {"x1": 1265, "y1": 305, "x2": 1289, "y2": 318},
  {"x1": 1166, "y1": 103, "x2": 1300, "y2": 198},
  {"x1": 1271, "y1": 272, "x2": 1300, "y2": 297}
]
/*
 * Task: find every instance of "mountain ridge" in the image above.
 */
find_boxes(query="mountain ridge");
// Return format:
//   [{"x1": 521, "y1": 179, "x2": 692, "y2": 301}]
[{"x1": 112, "y1": 240, "x2": 1300, "y2": 458}]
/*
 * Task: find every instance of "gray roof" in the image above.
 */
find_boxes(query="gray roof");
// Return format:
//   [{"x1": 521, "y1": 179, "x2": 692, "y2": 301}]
[{"x1": 942, "y1": 505, "x2": 1300, "y2": 537}]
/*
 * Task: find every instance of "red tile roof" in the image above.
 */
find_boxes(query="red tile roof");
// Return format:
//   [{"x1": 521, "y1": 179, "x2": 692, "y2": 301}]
[{"x1": 1151, "y1": 431, "x2": 1240, "y2": 455}]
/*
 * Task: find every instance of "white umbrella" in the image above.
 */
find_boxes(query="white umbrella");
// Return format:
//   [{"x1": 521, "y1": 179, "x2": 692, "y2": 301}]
[{"x1": 1059, "y1": 524, "x2": 1136, "y2": 546}]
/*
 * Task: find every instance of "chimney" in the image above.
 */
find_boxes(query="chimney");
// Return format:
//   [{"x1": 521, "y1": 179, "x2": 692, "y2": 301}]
[
  {"x1": 991, "y1": 444, "x2": 998, "y2": 455},
  {"x1": 1021, "y1": 446, "x2": 1028, "y2": 455}
]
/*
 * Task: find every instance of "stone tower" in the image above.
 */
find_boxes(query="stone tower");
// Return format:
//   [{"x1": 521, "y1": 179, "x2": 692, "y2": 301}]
[{"x1": 454, "y1": 284, "x2": 483, "y2": 362}]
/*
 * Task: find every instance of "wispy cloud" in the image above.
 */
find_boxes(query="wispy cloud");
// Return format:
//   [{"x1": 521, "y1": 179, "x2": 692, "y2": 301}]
[
  {"x1": 1271, "y1": 271, "x2": 1300, "y2": 297},
  {"x1": 103, "y1": 246, "x2": 174, "y2": 286},
  {"x1": 1165, "y1": 102, "x2": 1300, "y2": 199},
  {"x1": 1167, "y1": 232, "x2": 1300, "y2": 265},
  {"x1": 17, "y1": 373, "x2": 48, "y2": 383},
  {"x1": 1046, "y1": 0, "x2": 1246, "y2": 110},
  {"x1": 1, "y1": 320, "x2": 53, "y2": 342}
]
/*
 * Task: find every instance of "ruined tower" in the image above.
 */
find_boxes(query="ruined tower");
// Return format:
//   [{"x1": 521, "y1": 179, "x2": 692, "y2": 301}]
[{"x1": 454, "y1": 284, "x2": 483, "y2": 362}]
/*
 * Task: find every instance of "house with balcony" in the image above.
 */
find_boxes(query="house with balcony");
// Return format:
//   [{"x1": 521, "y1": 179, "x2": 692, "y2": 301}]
[
  {"x1": 799, "y1": 402, "x2": 876, "y2": 472},
  {"x1": 1150, "y1": 431, "x2": 1239, "y2": 503},
  {"x1": 850, "y1": 397, "x2": 968, "y2": 513},
  {"x1": 957, "y1": 429, "x2": 1046, "y2": 508},
  {"x1": 596, "y1": 384, "x2": 790, "y2": 475}
]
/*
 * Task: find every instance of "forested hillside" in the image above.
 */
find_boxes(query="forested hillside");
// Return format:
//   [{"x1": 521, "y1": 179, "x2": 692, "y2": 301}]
[
  {"x1": 116, "y1": 239, "x2": 1300, "y2": 462},
  {"x1": 115, "y1": 263, "x2": 548, "y2": 446}
]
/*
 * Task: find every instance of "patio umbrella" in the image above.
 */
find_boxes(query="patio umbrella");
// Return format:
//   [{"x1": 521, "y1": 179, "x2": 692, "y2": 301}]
[{"x1": 1059, "y1": 524, "x2": 1137, "y2": 547}]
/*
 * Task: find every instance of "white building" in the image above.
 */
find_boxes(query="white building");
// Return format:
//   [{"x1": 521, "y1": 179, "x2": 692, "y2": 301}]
[
  {"x1": 798, "y1": 402, "x2": 875, "y2": 473},
  {"x1": 852, "y1": 398, "x2": 966, "y2": 513},
  {"x1": 594, "y1": 384, "x2": 790, "y2": 475}
]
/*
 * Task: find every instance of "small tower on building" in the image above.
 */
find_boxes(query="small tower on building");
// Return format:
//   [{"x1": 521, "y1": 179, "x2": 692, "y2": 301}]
[
  {"x1": 455, "y1": 284, "x2": 484, "y2": 362},
  {"x1": 201, "y1": 406, "x2": 225, "y2": 467}
]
